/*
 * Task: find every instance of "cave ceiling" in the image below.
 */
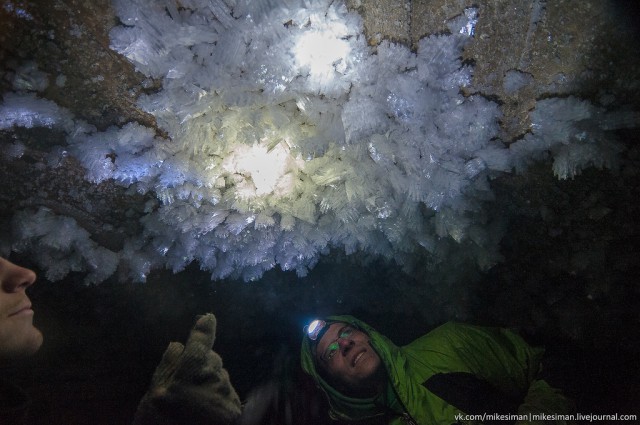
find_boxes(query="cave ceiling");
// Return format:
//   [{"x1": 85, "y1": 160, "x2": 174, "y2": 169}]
[{"x1": 1, "y1": 0, "x2": 639, "y2": 284}]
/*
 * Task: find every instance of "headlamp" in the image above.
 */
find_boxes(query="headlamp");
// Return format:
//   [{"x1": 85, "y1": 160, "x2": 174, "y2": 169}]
[{"x1": 305, "y1": 319, "x2": 327, "y2": 341}]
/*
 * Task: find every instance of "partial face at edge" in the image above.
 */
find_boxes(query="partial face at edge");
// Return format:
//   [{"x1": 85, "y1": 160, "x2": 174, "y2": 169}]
[{"x1": 0, "y1": 257, "x2": 42, "y2": 361}]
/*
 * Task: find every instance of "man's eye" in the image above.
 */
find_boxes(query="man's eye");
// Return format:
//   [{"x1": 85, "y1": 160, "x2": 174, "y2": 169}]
[
  {"x1": 326, "y1": 342, "x2": 338, "y2": 359},
  {"x1": 340, "y1": 328, "x2": 353, "y2": 338}
]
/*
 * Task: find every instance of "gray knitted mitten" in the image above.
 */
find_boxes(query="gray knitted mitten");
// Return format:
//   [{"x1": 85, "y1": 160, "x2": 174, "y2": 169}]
[{"x1": 134, "y1": 313, "x2": 242, "y2": 425}]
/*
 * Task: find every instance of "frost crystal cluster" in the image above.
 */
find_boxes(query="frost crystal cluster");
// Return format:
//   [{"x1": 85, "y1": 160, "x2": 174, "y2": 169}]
[{"x1": 0, "y1": 0, "x2": 627, "y2": 283}]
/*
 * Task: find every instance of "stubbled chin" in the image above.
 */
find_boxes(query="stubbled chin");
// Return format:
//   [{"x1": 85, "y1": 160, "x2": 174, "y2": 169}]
[
  {"x1": 28, "y1": 328, "x2": 44, "y2": 354},
  {"x1": 19, "y1": 324, "x2": 43, "y2": 356}
]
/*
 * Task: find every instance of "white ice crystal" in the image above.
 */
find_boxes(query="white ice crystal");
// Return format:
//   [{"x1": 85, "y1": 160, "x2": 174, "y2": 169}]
[
  {"x1": 0, "y1": 92, "x2": 75, "y2": 132},
  {"x1": 9, "y1": 208, "x2": 119, "y2": 284},
  {"x1": 509, "y1": 97, "x2": 625, "y2": 179}
]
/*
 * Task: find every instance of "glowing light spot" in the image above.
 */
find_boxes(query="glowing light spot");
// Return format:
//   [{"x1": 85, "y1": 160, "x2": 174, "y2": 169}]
[
  {"x1": 223, "y1": 142, "x2": 298, "y2": 198},
  {"x1": 294, "y1": 24, "x2": 350, "y2": 80}
]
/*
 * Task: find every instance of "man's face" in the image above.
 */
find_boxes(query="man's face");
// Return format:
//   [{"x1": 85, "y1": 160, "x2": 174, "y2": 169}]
[
  {"x1": 0, "y1": 257, "x2": 42, "y2": 361},
  {"x1": 315, "y1": 322, "x2": 383, "y2": 396}
]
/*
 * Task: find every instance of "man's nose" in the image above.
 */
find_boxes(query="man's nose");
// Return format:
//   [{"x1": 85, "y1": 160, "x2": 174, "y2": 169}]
[
  {"x1": 338, "y1": 337, "x2": 354, "y2": 353},
  {"x1": 1, "y1": 260, "x2": 37, "y2": 293}
]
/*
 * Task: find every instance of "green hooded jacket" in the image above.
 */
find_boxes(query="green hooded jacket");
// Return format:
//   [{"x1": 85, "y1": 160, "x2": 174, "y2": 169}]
[{"x1": 301, "y1": 316, "x2": 573, "y2": 425}]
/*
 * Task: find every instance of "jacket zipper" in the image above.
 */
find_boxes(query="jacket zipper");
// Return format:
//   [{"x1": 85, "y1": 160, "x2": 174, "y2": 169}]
[
  {"x1": 370, "y1": 339, "x2": 420, "y2": 425},
  {"x1": 387, "y1": 372, "x2": 419, "y2": 425},
  {"x1": 401, "y1": 412, "x2": 419, "y2": 425}
]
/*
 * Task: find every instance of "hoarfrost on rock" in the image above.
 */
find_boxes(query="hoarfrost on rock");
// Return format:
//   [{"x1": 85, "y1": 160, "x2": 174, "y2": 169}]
[{"x1": 0, "y1": 1, "x2": 631, "y2": 283}]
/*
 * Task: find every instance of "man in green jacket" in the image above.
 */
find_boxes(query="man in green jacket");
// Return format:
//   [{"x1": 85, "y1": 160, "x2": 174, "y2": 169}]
[{"x1": 301, "y1": 315, "x2": 573, "y2": 425}]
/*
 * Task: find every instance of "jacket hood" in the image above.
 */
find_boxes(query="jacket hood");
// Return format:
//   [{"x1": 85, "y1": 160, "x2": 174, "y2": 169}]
[{"x1": 300, "y1": 315, "x2": 398, "y2": 421}]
